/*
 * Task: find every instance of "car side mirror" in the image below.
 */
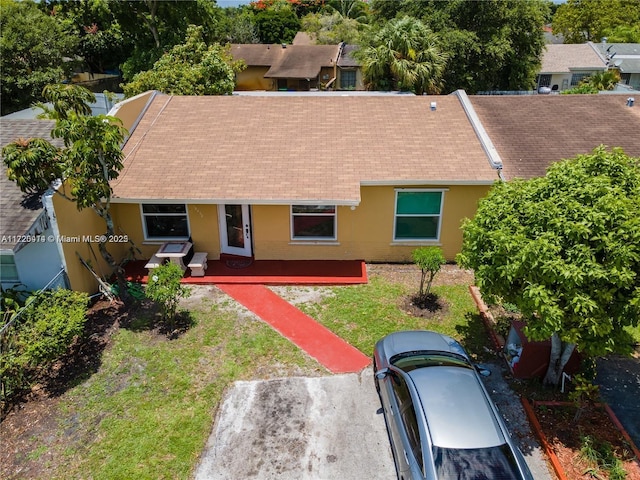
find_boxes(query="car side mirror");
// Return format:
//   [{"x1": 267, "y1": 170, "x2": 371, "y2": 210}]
[
  {"x1": 475, "y1": 364, "x2": 491, "y2": 377},
  {"x1": 375, "y1": 368, "x2": 390, "y2": 380}
]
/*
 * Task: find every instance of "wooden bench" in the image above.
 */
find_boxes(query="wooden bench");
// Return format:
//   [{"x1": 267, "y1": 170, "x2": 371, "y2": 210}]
[
  {"x1": 145, "y1": 254, "x2": 164, "y2": 274},
  {"x1": 188, "y1": 252, "x2": 208, "y2": 277}
]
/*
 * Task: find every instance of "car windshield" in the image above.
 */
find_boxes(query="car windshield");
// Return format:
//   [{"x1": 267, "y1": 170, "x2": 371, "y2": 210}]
[
  {"x1": 433, "y1": 443, "x2": 523, "y2": 480},
  {"x1": 390, "y1": 352, "x2": 471, "y2": 373}
]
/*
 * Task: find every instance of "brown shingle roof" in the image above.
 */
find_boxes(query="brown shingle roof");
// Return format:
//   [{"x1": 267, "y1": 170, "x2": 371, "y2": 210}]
[
  {"x1": 230, "y1": 44, "x2": 340, "y2": 79},
  {"x1": 469, "y1": 94, "x2": 640, "y2": 180},
  {"x1": 0, "y1": 119, "x2": 61, "y2": 248},
  {"x1": 115, "y1": 95, "x2": 496, "y2": 204},
  {"x1": 230, "y1": 44, "x2": 287, "y2": 66},
  {"x1": 540, "y1": 43, "x2": 606, "y2": 73},
  {"x1": 264, "y1": 45, "x2": 339, "y2": 79}
]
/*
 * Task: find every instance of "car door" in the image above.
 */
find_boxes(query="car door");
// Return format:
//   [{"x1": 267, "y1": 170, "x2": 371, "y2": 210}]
[{"x1": 381, "y1": 370, "x2": 421, "y2": 478}]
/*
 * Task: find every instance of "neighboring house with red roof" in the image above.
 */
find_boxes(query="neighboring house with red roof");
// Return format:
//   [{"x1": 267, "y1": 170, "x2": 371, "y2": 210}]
[
  {"x1": 0, "y1": 120, "x2": 68, "y2": 292},
  {"x1": 231, "y1": 42, "x2": 363, "y2": 92},
  {"x1": 469, "y1": 94, "x2": 640, "y2": 180}
]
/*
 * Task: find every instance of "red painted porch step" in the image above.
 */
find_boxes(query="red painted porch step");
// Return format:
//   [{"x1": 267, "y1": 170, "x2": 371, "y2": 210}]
[{"x1": 217, "y1": 284, "x2": 371, "y2": 374}]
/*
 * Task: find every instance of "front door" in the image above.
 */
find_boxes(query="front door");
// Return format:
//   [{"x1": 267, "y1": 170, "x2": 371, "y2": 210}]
[{"x1": 218, "y1": 204, "x2": 252, "y2": 257}]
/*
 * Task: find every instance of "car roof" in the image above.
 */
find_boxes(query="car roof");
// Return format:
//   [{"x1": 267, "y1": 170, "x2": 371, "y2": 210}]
[
  {"x1": 409, "y1": 366, "x2": 506, "y2": 449},
  {"x1": 377, "y1": 330, "x2": 469, "y2": 360}
]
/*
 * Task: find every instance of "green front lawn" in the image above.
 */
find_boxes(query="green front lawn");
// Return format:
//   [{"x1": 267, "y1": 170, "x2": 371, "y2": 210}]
[{"x1": 25, "y1": 275, "x2": 484, "y2": 479}]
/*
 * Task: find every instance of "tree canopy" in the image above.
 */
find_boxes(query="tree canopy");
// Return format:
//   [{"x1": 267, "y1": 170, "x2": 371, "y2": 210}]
[
  {"x1": 2, "y1": 84, "x2": 131, "y2": 298},
  {"x1": 355, "y1": 16, "x2": 447, "y2": 94},
  {"x1": 458, "y1": 147, "x2": 640, "y2": 384},
  {"x1": 552, "y1": 0, "x2": 640, "y2": 43},
  {"x1": 368, "y1": 0, "x2": 548, "y2": 93},
  {"x1": 0, "y1": 0, "x2": 78, "y2": 115},
  {"x1": 123, "y1": 25, "x2": 242, "y2": 97}
]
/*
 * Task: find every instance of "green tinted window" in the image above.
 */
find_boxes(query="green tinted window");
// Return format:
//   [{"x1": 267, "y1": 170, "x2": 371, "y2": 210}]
[
  {"x1": 394, "y1": 191, "x2": 443, "y2": 241},
  {"x1": 397, "y1": 192, "x2": 441, "y2": 215}
]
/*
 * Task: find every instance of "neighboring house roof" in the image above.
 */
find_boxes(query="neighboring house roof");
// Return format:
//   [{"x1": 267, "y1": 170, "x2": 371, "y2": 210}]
[
  {"x1": 338, "y1": 45, "x2": 360, "y2": 68},
  {"x1": 292, "y1": 32, "x2": 314, "y2": 45},
  {"x1": 231, "y1": 44, "x2": 340, "y2": 79},
  {"x1": 2, "y1": 93, "x2": 124, "y2": 120},
  {"x1": 0, "y1": 119, "x2": 61, "y2": 249},
  {"x1": 592, "y1": 42, "x2": 640, "y2": 73},
  {"x1": 114, "y1": 93, "x2": 497, "y2": 205},
  {"x1": 469, "y1": 94, "x2": 640, "y2": 180},
  {"x1": 540, "y1": 43, "x2": 606, "y2": 73},
  {"x1": 230, "y1": 44, "x2": 288, "y2": 67},
  {"x1": 264, "y1": 45, "x2": 339, "y2": 79}
]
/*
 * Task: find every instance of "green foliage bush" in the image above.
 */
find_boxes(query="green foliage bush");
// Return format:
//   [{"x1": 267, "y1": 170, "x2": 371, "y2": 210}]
[
  {"x1": 1, "y1": 289, "x2": 89, "y2": 406},
  {"x1": 412, "y1": 246, "x2": 446, "y2": 297},
  {"x1": 145, "y1": 262, "x2": 191, "y2": 327}
]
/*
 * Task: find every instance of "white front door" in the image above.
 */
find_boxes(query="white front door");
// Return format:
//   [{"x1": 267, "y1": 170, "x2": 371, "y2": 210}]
[{"x1": 218, "y1": 204, "x2": 252, "y2": 257}]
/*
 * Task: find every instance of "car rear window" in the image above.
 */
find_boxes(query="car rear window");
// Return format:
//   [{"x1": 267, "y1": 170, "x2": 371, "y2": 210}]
[{"x1": 433, "y1": 443, "x2": 523, "y2": 480}]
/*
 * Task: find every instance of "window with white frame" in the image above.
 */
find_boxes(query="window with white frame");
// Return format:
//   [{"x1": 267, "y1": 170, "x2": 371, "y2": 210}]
[
  {"x1": 0, "y1": 253, "x2": 19, "y2": 284},
  {"x1": 291, "y1": 205, "x2": 336, "y2": 240},
  {"x1": 141, "y1": 204, "x2": 189, "y2": 240},
  {"x1": 394, "y1": 189, "x2": 444, "y2": 241}
]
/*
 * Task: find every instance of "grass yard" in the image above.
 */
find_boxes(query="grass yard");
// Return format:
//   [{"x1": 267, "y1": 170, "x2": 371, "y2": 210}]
[
  {"x1": 294, "y1": 275, "x2": 488, "y2": 359},
  {"x1": 2, "y1": 292, "x2": 322, "y2": 480},
  {"x1": 0, "y1": 269, "x2": 489, "y2": 479}
]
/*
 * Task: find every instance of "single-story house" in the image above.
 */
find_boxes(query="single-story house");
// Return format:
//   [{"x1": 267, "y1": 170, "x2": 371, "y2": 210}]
[
  {"x1": 0, "y1": 119, "x2": 68, "y2": 292},
  {"x1": 54, "y1": 90, "x2": 502, "y2": 292},
  {"x1": 231, "y1": 42, "x2": 363, "y2": 92},
  {"x1": 537, "y1": 43, "x2": 607, "y2": 92},
  {"x1": 469, "y1": 94, "x2": 640, "y2": 180}
]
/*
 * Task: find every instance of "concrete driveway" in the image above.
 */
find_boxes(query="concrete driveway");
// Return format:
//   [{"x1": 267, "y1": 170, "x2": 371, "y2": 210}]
[
  {"x1": 194, "y1": 363, "x2": 555, "y2": 480},
  {"x1": 194, "y1": 368, "x2": 396, "y2": 480}
]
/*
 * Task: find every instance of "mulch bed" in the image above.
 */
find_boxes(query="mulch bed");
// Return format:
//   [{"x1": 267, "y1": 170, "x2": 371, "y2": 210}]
[{"x1": 532, "y1": 401, "x2": 640, "y2": 480}]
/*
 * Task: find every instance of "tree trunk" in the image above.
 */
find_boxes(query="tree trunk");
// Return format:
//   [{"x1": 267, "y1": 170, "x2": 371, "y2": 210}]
[
  {"x1": 95, "y1": 205, "x2": 130, "y2": 303},
  {"x1": 419, "y1": 270, "x2": 426, "y2": 296},
  {"x1": 543, "y1": 332, "x2": 576, "y2": 386}
]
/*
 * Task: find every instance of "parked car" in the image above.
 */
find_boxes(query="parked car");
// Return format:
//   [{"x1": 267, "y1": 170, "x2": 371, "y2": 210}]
[{"x1": 373, "y1": 330, "x2": 534, "y2": 480}]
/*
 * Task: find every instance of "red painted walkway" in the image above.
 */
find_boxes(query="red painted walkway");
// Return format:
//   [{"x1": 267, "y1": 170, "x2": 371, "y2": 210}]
[{"x1": 217, "y1": 284, "x2": 371, "y2": 374}]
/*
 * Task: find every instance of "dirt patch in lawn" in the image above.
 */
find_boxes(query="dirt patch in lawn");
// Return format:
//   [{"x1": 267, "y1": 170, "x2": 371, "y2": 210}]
[
  {"x1": 534, "y1": 403, "x2": 640, "y2": 480},
  {"x1": 367, "y1": 262, "x2": 475, "y2": 290}
]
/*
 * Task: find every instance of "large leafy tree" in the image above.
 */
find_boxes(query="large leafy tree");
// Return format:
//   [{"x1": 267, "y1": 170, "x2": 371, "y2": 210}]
[
  {"x1": 2, "y1": 84, "x2": 131, "y2": 299},
  {"x1": 108, "y1": 0, "x2": 225, "y2": 81},
  {"x1": 369, "y1": 0, "x2": 548, "y2": 93},
  {"x1": 552, "y1": 0, "x2": 640, "y2": 43},
  {"x1": 123, "y1": 25, "x2": 242, "y2": 97},
  {"x1": 44, "y1": 0, "x2": 130, "y2": 74},
  {"x1": 252, "y1": 4, "x2": 301, "y2": 44},
  {"x1": 0, "y1": 0, "x2": 78, "y2": 115},
  {"x1": 355, "y1": 16, "x2": 447, "y2": 94},
  {"x1": 458, "y1": 147, "x2": 640, "y2": 385},
  {"x1": 301, "y1": 11, "x2": 366, "y2": 44}
]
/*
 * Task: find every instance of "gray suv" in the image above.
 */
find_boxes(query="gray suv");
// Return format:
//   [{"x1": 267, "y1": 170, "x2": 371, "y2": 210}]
[{"x1": 373, "y1": 330, "x2": 534, "y2": 480}]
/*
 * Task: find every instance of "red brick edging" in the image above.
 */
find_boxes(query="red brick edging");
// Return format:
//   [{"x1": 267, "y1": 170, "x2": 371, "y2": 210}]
[
  {"x1": 523, "y1": 400, "x2": 640, "y2": 477},
  {"x1": 468, "y1": 285, "x2": 503, "y2": 351}
]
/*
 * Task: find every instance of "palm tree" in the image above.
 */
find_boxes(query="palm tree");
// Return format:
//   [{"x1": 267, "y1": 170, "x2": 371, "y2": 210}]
[
  {"x1": 356, "y1": 17, "x2": 447, "y2": 94},
  {"x1": 585, "y1": 69, "x2": 621, "y2": 91}
]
